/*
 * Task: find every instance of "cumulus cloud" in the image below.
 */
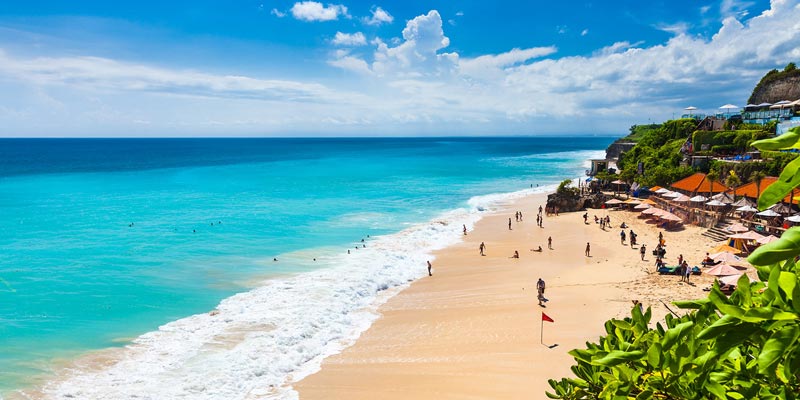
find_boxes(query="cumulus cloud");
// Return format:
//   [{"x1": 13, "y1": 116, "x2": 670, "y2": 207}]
[
  {"x1": 581, "y1": 29, "x2": 589, "y2": 36},
  {"x1": 2, "y1": 3, "x2": 800, "y2": 136},
  {"x1": 363, "y1": 6, "x2": 393, "y2": 26},
  {"x1": 290, "y1": 1, "x2": 348, "y2": 22},
  {"x1": 332, "y1": 32, "x2": 367, "y2": 46}
]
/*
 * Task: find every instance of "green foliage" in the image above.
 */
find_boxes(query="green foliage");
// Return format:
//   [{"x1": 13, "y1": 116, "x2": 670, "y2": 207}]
[
  {"x1": 557, "y1": 179, "x2": 580, "y2": 197},
  {"x1": 693, "y1": 130, "x2": 768, "y2": 154},
  {"x1": 748, "y1": 62, "x2": 800, "y2": 104},
  {"x1": 548, "y1": 127, "x2": 800, "y2": 399},
  {"x1": 617, "y1": 122, "x2": 695, "y2": 187}
]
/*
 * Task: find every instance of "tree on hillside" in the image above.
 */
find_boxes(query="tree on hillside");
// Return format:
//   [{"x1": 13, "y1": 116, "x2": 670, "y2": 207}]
[
  {"x1": 726, "y1": 171, "x2": 741, "y2": 200},
  {"x1": 751, "y1": 170, "x2": 767, "y2": 199},
  {"x1": 707, "y1": 170, "x2": 719, "y2": 197}
]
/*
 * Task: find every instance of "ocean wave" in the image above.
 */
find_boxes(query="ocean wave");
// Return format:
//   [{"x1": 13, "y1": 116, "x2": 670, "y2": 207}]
[{"x1": 31, "y1": 188, "x2": 543, "y2": 400}]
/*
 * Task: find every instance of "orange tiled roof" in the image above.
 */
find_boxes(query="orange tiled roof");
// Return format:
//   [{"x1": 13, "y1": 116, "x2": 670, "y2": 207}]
[
  {"x1": 729, "y1": 177, "x2": 799, "y2": 204},
  {"x1": 670, "y1": 172, "x2": 730, "y2": 194}
]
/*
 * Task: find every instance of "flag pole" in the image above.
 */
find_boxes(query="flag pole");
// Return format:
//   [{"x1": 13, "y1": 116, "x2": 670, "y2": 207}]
[{"x1": 540, "y1": 316, "x2": 544, "y2": 344}]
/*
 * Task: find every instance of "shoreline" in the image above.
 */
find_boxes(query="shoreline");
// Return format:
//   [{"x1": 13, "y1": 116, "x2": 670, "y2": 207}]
[
  {"x1": 6, "y1": 185, "x2": 563, "y2": 400},
  {"x1": 295, "y1": 190, "x2": 719, "y2": 398}
]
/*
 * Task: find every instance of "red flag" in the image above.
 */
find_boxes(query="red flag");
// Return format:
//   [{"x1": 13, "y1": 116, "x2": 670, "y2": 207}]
[{"x1": 542, "y1": 312, "x2": 554, "y2": 323}]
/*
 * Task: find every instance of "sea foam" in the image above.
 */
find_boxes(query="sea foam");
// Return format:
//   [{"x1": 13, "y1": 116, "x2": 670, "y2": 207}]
[{"x1": 35, "y1": 186, "x2": 553, "y2": 400}]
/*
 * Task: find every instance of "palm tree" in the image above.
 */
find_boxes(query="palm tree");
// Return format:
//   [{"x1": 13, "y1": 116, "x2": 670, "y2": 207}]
[
  {"x1": 707, "y1": 170, "x2": 719, "y2": 198},
  {"x1": 750, "y1": 171, "x2": 766, "y2": 200},
  {"x1": 726, "y1": 171, "x2": 741, "y2": 201}
]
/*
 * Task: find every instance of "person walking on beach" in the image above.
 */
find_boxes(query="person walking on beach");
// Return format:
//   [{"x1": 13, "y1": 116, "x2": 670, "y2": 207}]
[
  {"x1": 479, "y1": 242, "x2": 486, "y2": 256},
  {"x1": 427, "y1": 260, "x2": 433, "y2": 276},
  {"x1": 684, "y1": 261, "x2": 691, "y2": 283},
  {"x1": 640, "y1": 244, "x2": 646, "y2": 261},
  {"x1": 585, "y1": 242, "x2": 591, "y2": 257},
  {"x1": 463, "y1": 224, "x2": 467, "y2": 235},
  {"x1": 508, "y1": 218, "x2": 512, "y2": 230},
  {"x1": 620, "y1": 230, "x2": 626, "y2": 244},
  {"x1": 539, "y1": 205, "x2": 543, "y2": 215},
  {"x1": 537, "y1": 278, "x2": 546, "y2": 306}
]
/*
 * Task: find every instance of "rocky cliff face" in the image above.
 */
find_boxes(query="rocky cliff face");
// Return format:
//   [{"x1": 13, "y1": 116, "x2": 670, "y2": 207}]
[
  {"x1": 546, "y1": 192, "x2": 608, "y2": 212},
  {"x1": 605, "y1": 141, "x2": 636, "y2": 160},
  {"x1": 749, "y1": 75, "x2": 800, "y2": 104}
]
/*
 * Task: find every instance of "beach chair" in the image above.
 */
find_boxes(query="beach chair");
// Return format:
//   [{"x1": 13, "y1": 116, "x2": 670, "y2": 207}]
[{"x1": 658, "y1": 266, "x2": 679, "y2": 275}]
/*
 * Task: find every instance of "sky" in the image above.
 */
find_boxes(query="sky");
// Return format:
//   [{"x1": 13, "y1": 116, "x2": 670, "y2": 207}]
[{"x1": 0, "y1": 0, "x2": 798, "y2": 137}]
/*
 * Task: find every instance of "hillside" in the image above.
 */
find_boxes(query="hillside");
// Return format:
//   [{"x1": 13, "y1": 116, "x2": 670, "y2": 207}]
[{"x1": 748, "y1": 62, "x2": 800, "y2": 104}]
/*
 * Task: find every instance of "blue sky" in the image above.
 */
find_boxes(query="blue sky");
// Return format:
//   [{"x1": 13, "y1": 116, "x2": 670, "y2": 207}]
[{"x1": 0, "y1": 0, "x2": 796, "y2": 136}]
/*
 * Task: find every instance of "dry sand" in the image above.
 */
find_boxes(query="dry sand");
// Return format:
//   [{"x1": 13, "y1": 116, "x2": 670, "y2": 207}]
[{"x1": 295, "y1": 192, "x2": 720, "y2": 399}]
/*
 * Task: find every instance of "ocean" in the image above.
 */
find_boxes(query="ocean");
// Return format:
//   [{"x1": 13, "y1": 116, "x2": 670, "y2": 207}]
[{"x1": 0, "y1": 137, "x2": 612, "y2": 399}]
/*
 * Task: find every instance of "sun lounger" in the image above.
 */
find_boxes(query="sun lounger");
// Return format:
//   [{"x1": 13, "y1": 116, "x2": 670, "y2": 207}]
[{"x1": 658, "y1": 266, "x2": 679, "y2": 275}]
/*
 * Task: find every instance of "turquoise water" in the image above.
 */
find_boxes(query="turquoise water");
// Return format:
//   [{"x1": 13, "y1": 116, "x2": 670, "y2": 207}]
[{"x1": 0, "y1": 137, "x2": 611, "y2": 397}]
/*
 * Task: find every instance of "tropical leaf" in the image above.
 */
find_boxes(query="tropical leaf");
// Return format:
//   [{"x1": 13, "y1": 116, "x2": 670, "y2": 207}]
[
  {"x1": 751, "y1": 131, "x2": 800, "y2": 151},
  {"x1": 758, "y1": 325, "x2": 800, "y2": 374},
  {"x1": 748, "y1": 227, "x2": 800, "y2": 266},
  {"x1": 755, "y1": 156, "x2": 800, "y2": 210},
  {"x1": 591, "y1": 350, "x2": 645, "y2": 366}
]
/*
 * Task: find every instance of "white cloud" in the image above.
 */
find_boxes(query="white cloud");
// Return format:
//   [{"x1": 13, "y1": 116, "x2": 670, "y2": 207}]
[
  {"x1": 328, "y1": 56, "x2": 372, "y2": 75},
  {"x1": 459, "y1": 47, "x2": 557, "y2": 79},
  {"x1": 271, "y1": 8, "x2": 286, "y2": 18},
  {"x1": 581, "y1": 29, "x2": 589, "y2": 36},
  {"x1": 332, "y1": 32, "x2": 367, "y2": 46},
  {"x1": 721, "y1": 0, "x2": 755, "y2": 18},
  {"x1": 363, "y1": 6, "x2": 393, "y2": 26},
  {"x1": 455, "y1": 11, "x2": 464, "y2": 16},
  {"x1": 2, "y1": 3, "x2": 800, "y2": 136},
  {"x1": 290, "y1": 1, "x2": 348, "y2": 22},
  {"x1": 655, "y1": 22, "x2": 690, "y2": 35}
]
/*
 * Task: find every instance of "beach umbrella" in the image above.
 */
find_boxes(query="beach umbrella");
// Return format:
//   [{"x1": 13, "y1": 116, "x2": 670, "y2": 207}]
[
  {"x1": 769, "y1": 203, "x2": 793, "y2": 215},
  {"x1": 786, "y1": 215, "x2": 800, "y2": 223},
  {"x1": 685, "y1": 106, "x2": 697, "y2": 117},
  {"x1": 710, "y1": 251, "x2": 747, "y2": 265},
  {"x1": 655, "y1": 188, "x2": 670, "y2": 194},
  {"x1": 719, "y1": 104, "x2": 739, "y2": 118},
  {"x1": 663, "y1": 191, "x2": 681, "y2": 198},
  {"x1": 757, "y1": 102, "x2": 773, "y2": 107},
  {"x1": 642, "y1": 207, "x2": 662, "y2": 215},
  {"x1": 605, "y1": 199, "x2": 624, "y2": 205},
  {"x1": 705, "y1": 263, "x2": 747, "y2": 277},
  {"x1": 731, "y1": 198, "x2": 756, "y2": 207},
  {"x1": 726, "y1": 223, "x2": 750, "y2": 233},
  {"x1": 711, "y1": 192, "x2": 735, "y2": 203},
  {"x1": 660, "y1": 213, "x2": 682, "y2": 222},
  {"x1": 736, "y1": 205, "x2": 758, "y2": 213},
  {"x1": 728, "y1": 231, "x2": 765, "y2": 240},
  {"x1": 705, "y1": 200, "x2": 727, "y2": 207},
  {"x1": 641, "y1": 199, "x2": 657, "y2": 205},
  {"x1": 689, "y1": 195, "x2": 708, "y2": 202},
  {"x1": 719, "y1": 273, "x2": 757, "y2": 286},
  {"x1": 757, "y1": 209, "x2": 780, "y2": 217},
  {"x1": 757, "y1": 235, "x2": 780, "y2": 244},
  {"x1": 634, "y1": 203, "x2": 651, "y2": 210},
  {"x1": 624, "y1": 198, "x2": 641, "y2": 205},
  {"x1": 672, "y1": 194, "x2": 691, "y2": 202},
  {"x1": 709, "y1": 244, "x2": 741, "y2": 254}
]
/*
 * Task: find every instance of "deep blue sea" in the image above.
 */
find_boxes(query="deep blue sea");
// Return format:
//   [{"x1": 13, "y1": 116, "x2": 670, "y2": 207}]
[{"x1": 0, "y1": 137, "x2": 612, "y2": 399}]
